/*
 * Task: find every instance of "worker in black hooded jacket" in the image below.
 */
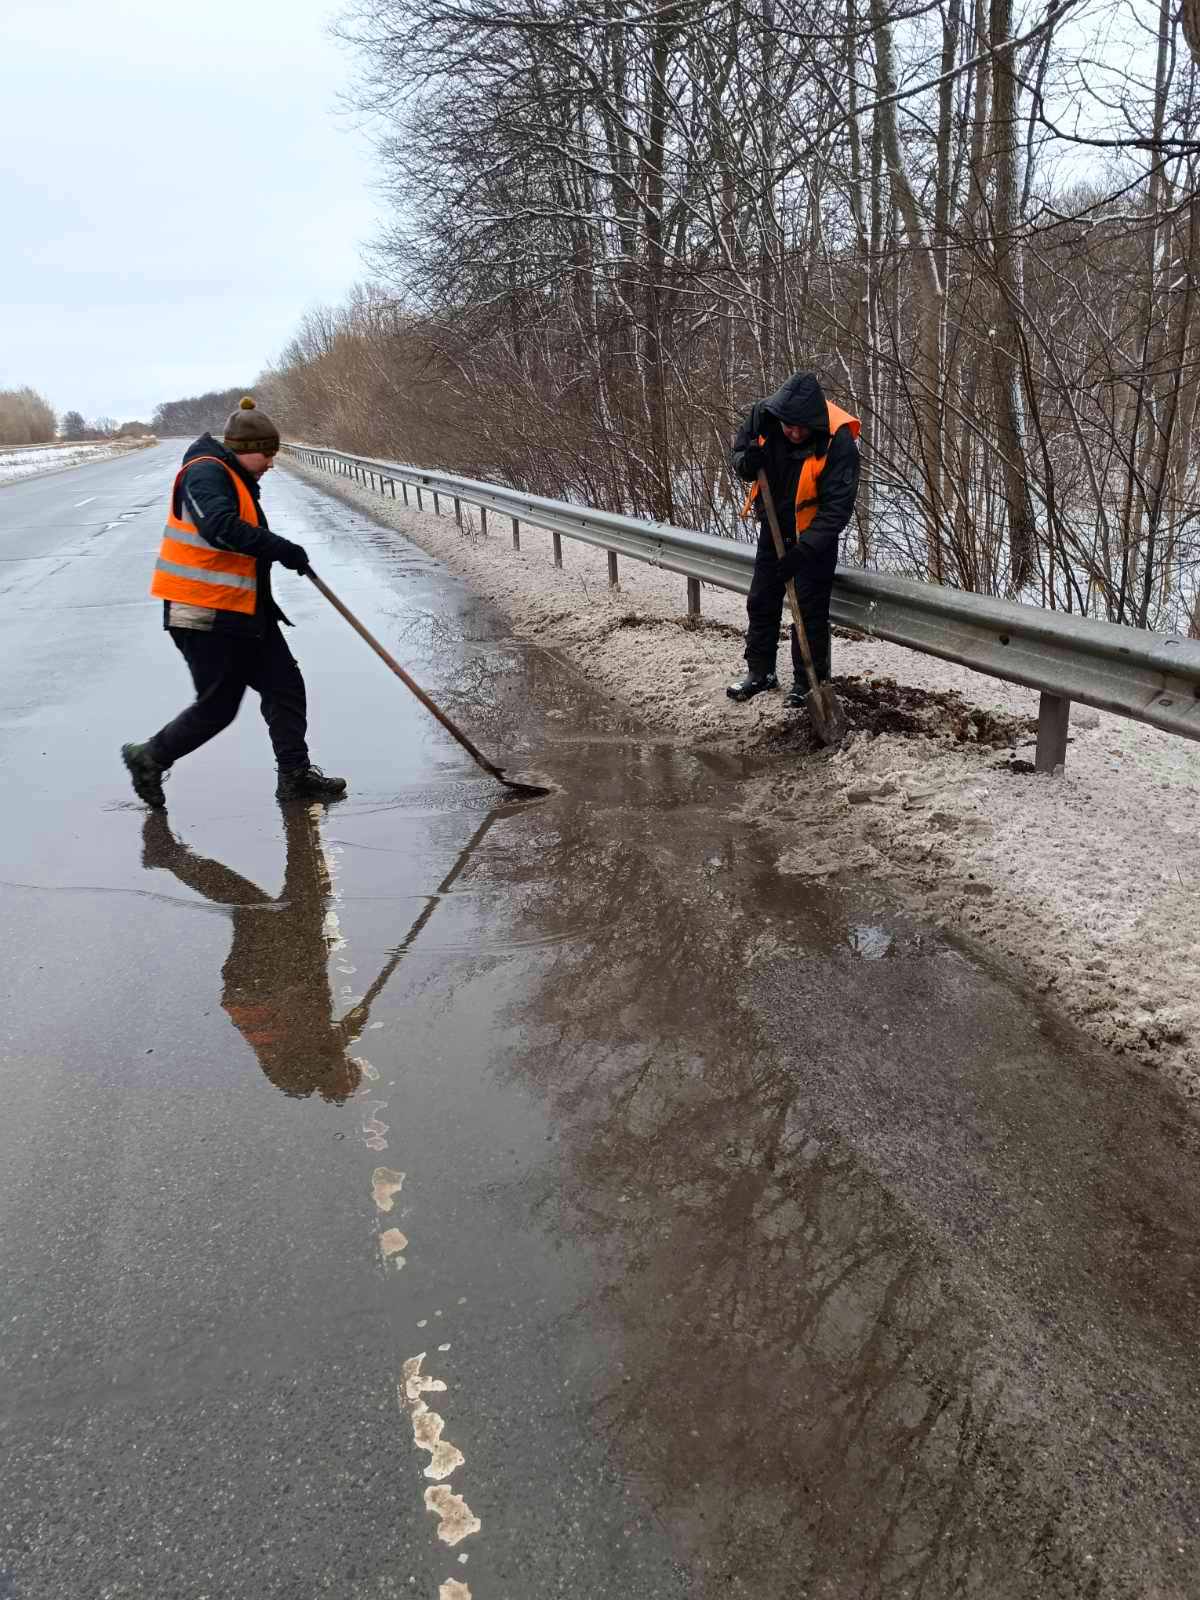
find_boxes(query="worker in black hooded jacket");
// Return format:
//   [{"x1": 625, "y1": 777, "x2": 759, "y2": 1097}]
[{"x1": 726, "y1": 372, "x2": 861, "y2": 704}]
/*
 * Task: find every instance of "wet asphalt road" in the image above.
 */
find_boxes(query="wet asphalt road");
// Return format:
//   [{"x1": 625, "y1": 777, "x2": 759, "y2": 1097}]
[{"x1": 1, "y1": 442, "x2": 1199, "y2": 1600}]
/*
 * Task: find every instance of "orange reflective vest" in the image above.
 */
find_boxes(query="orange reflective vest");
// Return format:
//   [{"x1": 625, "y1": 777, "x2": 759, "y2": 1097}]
[
  {"x1": 741, "y1": 402, "x2": 861, "y2": 528},
  {"x1": 150, "y1": 456, "x2": 259, "y2": 615}
]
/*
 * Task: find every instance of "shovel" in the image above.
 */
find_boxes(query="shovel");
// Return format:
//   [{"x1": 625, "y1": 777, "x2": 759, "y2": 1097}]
[
  {"x1": 305, "y1": 568, "x2": 552, "y2": 800},
  {"x1": 755, "y1": 471, "x2": 847, "y2": 746}
]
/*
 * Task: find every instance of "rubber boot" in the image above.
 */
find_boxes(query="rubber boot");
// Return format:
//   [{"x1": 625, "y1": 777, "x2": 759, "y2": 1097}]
[
  {"x1": 121, "y1": 742, "x2": 169, "y2": 809},
  {"x1": 726, "y1": 669, "x2": 779, "y2": 703},
  {"x1": 276, "y1": 764, "x2": 348, "y2": 801}
]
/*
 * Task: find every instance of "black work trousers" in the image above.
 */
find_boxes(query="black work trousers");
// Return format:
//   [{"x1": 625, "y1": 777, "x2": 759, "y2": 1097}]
[
  {"x1": 744, "y1": 526, "x2": 837, "y2": 683},
  {"x1": 148, "y1": 625, "x2": 309, "y2": 771}
]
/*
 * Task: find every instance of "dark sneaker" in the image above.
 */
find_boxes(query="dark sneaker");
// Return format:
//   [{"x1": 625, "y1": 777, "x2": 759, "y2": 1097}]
[
  {"x1": 121, "y1": 742, "x2": 168, "y2": 808},
  {"x1": 784, "y1": 679, "x2": 807, "y2": 708},
  {"x1": 276, "y1": 764, "x2": 348, "y2": 801},
  {"x1": 726, "y1": 670, "x2": 778, "y2": 703}
]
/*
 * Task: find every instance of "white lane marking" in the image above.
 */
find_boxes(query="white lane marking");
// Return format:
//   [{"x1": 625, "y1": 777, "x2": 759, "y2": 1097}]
[
  {"x1": 362, "y1": 1102, "x2": 389, "y2": 1150},
  {"x1": 425, "y1": 1486, "x2": 482, "y2": 1547},
  {"x1": 411, "y1": 1399, "x2": 466, "y2": 1480},
  {"x1": 400, "y1": 1357, "x2": 479, "y2": 1538},
  {"x1": 402, "y1": 1354, "x2": 446, "y2": 1403},
  {"x1": 75, "y1": 496, "x2": 96, "y2": 507},
  {"x1": 371, "y1": 1167, "x2": 405, "y2": 1211},
  {"x1": 379, "y1": 1228, "x2": 408, "y2": 1268},
  {"x1": 312, "y1": 792, "x2": 483, "y2": 1587}
]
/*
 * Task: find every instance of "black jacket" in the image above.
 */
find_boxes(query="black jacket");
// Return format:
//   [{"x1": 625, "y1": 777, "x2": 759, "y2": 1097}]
[
  {"x1": 732, "y1": 372, "x2": 860, "y2": 565},
  {"x1": 163, "y1": 434, "x2": 298, "y2": 636}
]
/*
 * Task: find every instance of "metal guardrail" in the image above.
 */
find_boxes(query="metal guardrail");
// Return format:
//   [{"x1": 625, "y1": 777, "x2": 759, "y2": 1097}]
[{"x1": 284, "y1": 442, "x2": 1200, "y2": 773}]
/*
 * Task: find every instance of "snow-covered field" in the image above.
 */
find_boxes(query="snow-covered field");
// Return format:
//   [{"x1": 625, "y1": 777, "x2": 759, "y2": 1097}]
[
  {"x1": 286, "y1": 457, "x2": 1200, "y2": 1102},
  {"x1": 0, "y1": 440, "x2": 150, "y2": 484}
]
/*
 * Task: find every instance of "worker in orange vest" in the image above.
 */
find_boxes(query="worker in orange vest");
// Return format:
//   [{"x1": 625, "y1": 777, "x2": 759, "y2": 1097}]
[
  {"x1": 121, "y1": 398, "x2": 346, "y2": 807},
  {"x1": 726, "y1": 372, "x2": 861, "y2": 705}
]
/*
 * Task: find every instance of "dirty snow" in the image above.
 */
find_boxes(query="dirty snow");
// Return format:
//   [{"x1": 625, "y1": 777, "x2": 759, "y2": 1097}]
[
  {"x1": 0, "y1": 441, "x2": 149, "y2": 484},
  {"x1": 285, "y1": 458, "x2": 1200, "y2": 1101}
]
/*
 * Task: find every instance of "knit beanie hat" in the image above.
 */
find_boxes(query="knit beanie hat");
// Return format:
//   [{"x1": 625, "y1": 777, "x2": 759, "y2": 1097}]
[{"x1": 223, "y1": 397, "x2": 280, "y2": 454}]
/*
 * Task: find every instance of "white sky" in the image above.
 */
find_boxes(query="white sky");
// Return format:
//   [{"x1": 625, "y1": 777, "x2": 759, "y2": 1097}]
[{"x1": 0, "y1": 0, "x2": 378, "y2": 423}]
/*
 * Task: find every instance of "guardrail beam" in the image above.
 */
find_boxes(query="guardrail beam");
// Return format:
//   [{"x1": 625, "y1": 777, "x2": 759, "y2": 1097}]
[{"x1": 282, "y1": 440, "x2": 1200, "y2": 763}]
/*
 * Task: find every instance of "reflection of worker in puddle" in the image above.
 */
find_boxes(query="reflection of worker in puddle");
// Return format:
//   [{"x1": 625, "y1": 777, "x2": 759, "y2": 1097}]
[
  {"x1": 142, "y1": 806, "x2": 364, "y2": 1102},
  {"x1": 142, "y1": 805, "x2": 503, "y2": 1102}
]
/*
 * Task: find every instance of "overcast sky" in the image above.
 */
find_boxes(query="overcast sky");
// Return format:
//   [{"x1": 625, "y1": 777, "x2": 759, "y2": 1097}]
[{"x1": 0, "y1": 0, "x2": 379, "y2": 423}]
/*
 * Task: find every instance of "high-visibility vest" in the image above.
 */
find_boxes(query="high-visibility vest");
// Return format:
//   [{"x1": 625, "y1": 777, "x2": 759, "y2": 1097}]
[
  {"x1": 150, "y1": 456, "x2": 259, "y2": 614},
  {"x1": 741, "y1": 402, "x2": 861, "y2": 528}
]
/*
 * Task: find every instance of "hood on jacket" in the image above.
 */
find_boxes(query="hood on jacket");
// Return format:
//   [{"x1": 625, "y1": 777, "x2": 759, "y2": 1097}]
[{"x1": 760, "y1": 371, "x2": 829, "y2": 435}]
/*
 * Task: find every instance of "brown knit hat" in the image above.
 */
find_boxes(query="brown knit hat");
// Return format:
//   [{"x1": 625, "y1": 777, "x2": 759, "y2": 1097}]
[{"x1": 223, "y1": 396, "x2": 280, "y2": 455}]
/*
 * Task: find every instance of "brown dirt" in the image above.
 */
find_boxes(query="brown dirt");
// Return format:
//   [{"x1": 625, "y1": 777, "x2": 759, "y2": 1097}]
[{"x1": 756, "y1": 674, "x2": 1039, "y2": 755}]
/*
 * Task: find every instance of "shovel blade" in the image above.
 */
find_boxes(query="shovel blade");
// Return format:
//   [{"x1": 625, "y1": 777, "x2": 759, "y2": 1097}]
[{"x1": 807, "y1": 685, "x2": 848, "y2": 747}]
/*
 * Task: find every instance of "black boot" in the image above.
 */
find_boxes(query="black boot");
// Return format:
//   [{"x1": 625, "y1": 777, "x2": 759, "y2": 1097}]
[
  {"x1": 121, "y1": 742, "x2": 169, "y2": 809},
  {"x1": 726, "y1": 669, "x2": 778, "y2": 703},
  {"x1": 784, "y1": 679, "x2": 807, "y2": 708},
  {"x1": 276, "y1": 763, "x2": 348, "y2": 802}
]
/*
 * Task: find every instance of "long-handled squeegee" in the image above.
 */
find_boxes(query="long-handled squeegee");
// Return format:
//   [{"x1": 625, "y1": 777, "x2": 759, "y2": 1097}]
[{"x1": 306, "y1": 568, "x2": 553, "y2": 801}]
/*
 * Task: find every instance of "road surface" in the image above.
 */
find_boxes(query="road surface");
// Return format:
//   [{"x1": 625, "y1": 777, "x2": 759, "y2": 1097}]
[{"x1": 1, "y1": 442, "x2": 1198, "y2": 1599}]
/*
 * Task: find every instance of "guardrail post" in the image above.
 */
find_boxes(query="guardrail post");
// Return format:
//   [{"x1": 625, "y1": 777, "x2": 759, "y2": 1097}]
[
  {"x1": 433, "y1": 491, "x2": 441, "y2": 515},
  {"x1": 1035, "y1": 693, "x2": 1070, "y2": 775},
  {"x1": 511, "y1": 516, "x2": 520, "y2": 551},
  {"x1": 455, "y1": 496, "x2": 462, "y2": 529},
  {"x1": 479, "y1": 506, "x2": 488, "y2": 536},
  {"x1": 402, "y1": 482, "x2": 409, "y2": 506},
  {"x1": 552, "y1": 531, "x2": 563, "y2": 568},
  {"x1": 416, "y1": 486, "x2": 423, "y2": 510},
  {"x1": 608, "y1": 551, "x2": 619, "y2": 589},
  {"x1": 389, "y1": 478, "x2": 396, "y2": 498},
  {"x1": 687, "y1": 577, "x2": 701, "y2": 616}
]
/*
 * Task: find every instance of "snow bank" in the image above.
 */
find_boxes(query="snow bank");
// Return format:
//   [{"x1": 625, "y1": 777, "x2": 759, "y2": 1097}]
[
  {"x1": 285, "y1": 458, "x2": 1200, "y2": 1101},
  {"x1": 0, "y1": 440, "x2": 150, "y2": 484}
]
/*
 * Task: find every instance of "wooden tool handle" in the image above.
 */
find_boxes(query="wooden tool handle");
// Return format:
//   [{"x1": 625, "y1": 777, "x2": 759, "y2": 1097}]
[
  {"x1": 755, "y1": 470, "x2": 821, "y2": 696},
  {"x1": 304, "y1": 567, "x2": 505, "y2": 781}
]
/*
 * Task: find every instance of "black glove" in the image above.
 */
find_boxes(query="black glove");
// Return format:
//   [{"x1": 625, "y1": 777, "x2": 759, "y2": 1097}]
[
  {"x1": 779, "y1": 542, "x2": 807, "y2": 582},
  {"x1": 739, "y1": 440, "x2": 767, "y2": 476},
  {"x1": 276, "y1": 540, "x2": 310, "y2": 574}
]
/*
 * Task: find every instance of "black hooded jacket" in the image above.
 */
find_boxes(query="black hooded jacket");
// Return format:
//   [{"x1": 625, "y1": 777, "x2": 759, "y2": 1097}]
[
  {"x1": 163, "y1": 434, "x2": 301, "y2": 636},
  {"x1": 731, "y1": 372, "x2": 860, "y2": 562}
]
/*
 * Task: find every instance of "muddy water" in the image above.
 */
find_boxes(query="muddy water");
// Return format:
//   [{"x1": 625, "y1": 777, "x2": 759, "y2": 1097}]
[
  {"x1": 440, "y1": 632, "x2": 1200, "y2": 1598},
  {"x1": 283, "y1": 482, "x2": 1200, "y2": 1593},
  {"x1": 2, "y1": 453, "x2": 1197, "y2": 1599}
]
